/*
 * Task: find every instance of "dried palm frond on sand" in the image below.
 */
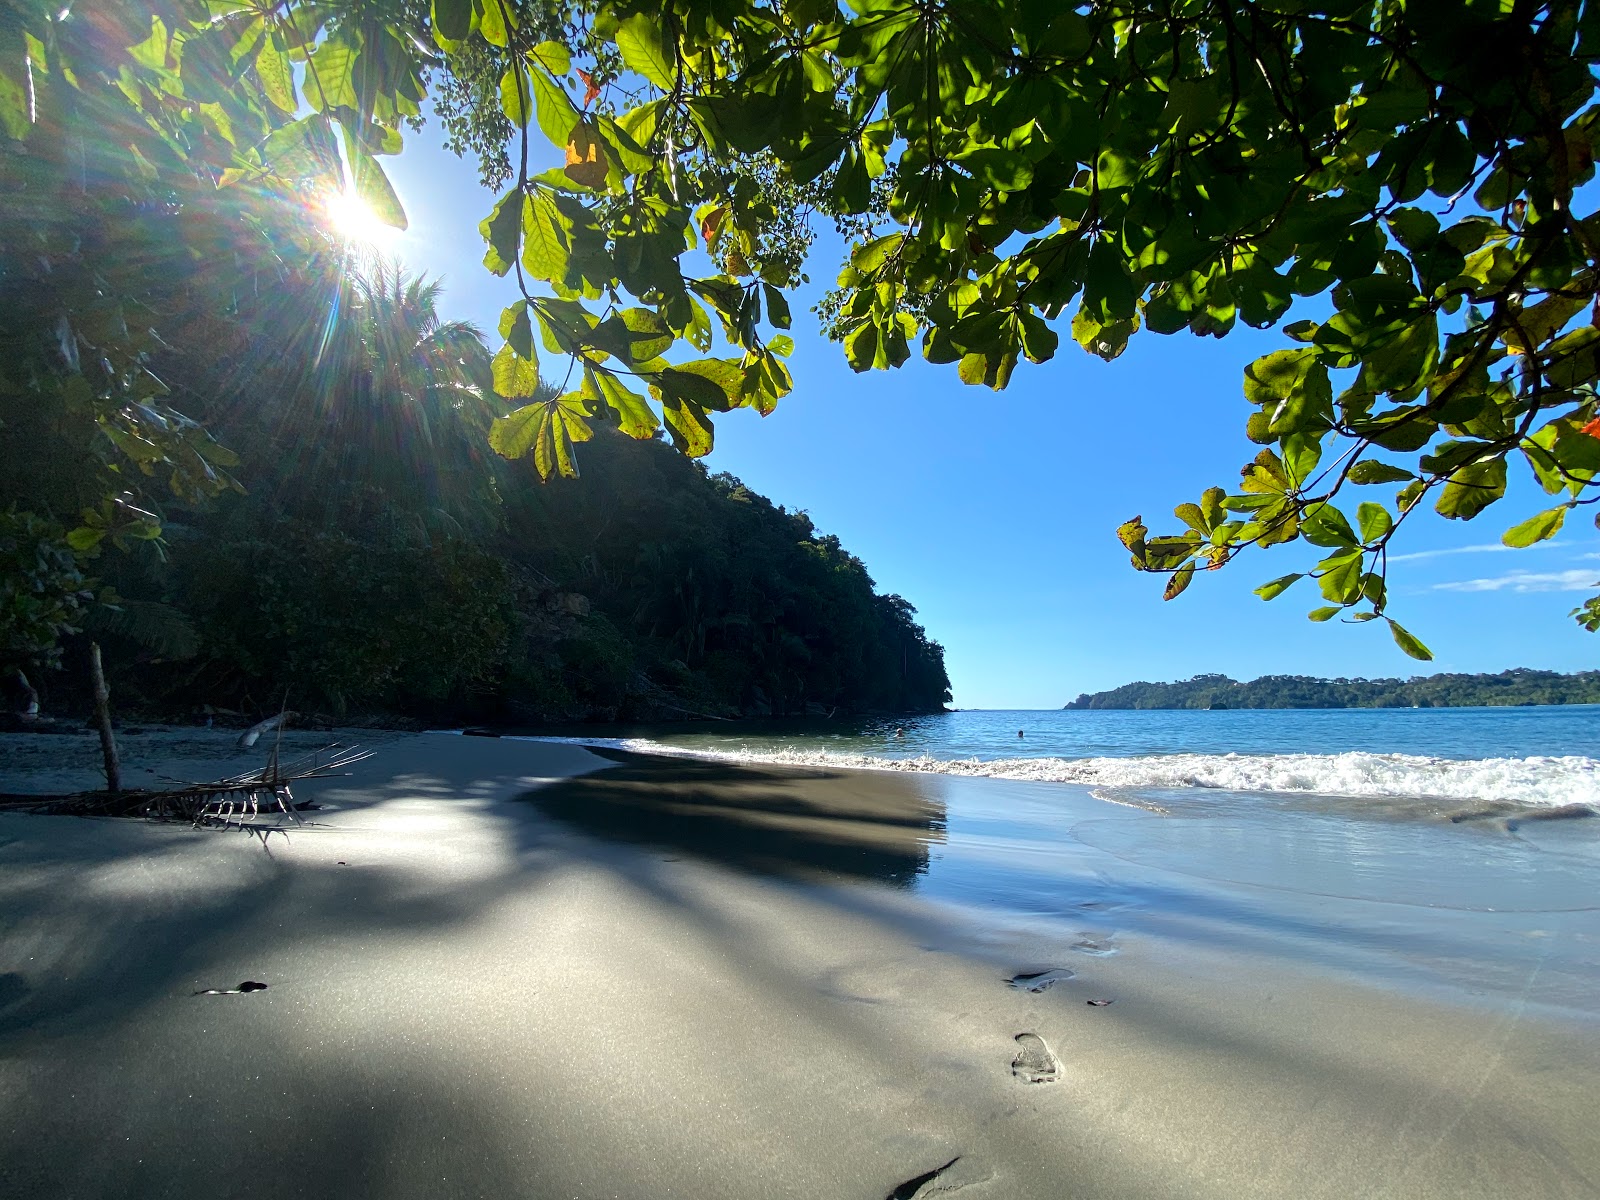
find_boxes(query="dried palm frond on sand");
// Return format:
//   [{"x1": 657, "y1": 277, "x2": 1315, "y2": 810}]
[{"x1": 0, "y1": 744, "x2": 371, "y2": 838}]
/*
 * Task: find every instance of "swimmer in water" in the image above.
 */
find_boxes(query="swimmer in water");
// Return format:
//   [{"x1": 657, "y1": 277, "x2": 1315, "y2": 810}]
[
  {"x1": 894, "y1": 727, "x2": 905, "y2": 738},
  {"x1": 1018, "y1": 729, "x2": 1024, "y2": 738}
]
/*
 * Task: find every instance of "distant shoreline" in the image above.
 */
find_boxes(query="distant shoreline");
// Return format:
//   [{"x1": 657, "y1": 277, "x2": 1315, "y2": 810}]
[{"x1": 1064, "y1": 668, "x2": 1600, "y2": 711}]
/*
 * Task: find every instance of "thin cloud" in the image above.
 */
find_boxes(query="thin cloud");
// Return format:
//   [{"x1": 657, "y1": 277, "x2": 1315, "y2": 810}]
[
  {"x1": 1389, "y1": 542, "x2": 1564, "y2": 563},
  {"x1": 1433, "y1": 568, "x2": 1599, "y2": 594}
]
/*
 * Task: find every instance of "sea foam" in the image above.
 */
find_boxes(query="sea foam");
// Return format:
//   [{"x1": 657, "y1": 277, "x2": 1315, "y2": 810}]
[{"x1": 538, "y1": 737, "x2": 1600, "y2": 810}]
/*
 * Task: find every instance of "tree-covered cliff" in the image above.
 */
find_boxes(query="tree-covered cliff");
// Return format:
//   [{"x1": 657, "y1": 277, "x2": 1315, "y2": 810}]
[{"x1": 5, "y1": 262, "x2": 949, "y2": 725}]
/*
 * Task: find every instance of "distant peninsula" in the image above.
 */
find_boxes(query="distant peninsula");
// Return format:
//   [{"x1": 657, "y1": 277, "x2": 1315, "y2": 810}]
[{"x1": 1064, "y1": 669, "x2": 1600, "y2": 710}]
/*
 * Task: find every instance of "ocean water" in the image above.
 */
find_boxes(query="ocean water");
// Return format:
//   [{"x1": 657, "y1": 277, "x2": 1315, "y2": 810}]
[
  {"x1": 533, "y1": 704, "x2": 1600, "y2": 812},
  {"x1": 516, "y1": 707, "x2": 1600, "y2": 1007}
]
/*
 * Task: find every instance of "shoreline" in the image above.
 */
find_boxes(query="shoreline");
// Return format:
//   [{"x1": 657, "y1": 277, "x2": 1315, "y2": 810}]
[{"x1": 2, "y1": 731, "x2": 1598, "y2": 1198}]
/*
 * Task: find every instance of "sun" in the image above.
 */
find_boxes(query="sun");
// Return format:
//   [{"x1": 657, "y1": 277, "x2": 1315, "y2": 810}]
[{"x1": 323, "y1": 186, "x2": 399, "y2": 247}]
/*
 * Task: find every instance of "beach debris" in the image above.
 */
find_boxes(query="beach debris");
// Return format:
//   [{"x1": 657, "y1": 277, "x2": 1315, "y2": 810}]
[
  {"x1": 884, "y1": 1155, "x2": 991, "y2": 1198},
  {"x1": 1505, "y1": 803, "x2": 1597, "y2": 832},
  {"x1": 1010, "y1": 1033, "x2": 1060, "y2": 1084},
  {"x1": 0, "y1": 743, "x2": 371, "y2": 837},
  {"x1": 88, "y1": 642, "x2": 121, "y2": 792},
  {"x1": 237, "y1": 711, "x2": 296, "y2": 750},
  {"x1": 195, "y1": 981, "x2": 268, "y2": 996},
  {"x1": 1007, "y1": 968, "x2": 1074, "y2": 993},
  {"x1": 1086, "y1": 999, "x2": 1114, "y2": 1007}
]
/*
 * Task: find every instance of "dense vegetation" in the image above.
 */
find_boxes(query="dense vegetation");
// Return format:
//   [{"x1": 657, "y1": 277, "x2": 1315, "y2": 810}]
[
  {"x1": 1064, "y1": 669, "x2": 1600, "y2": 710},
  {"x1": 4, "y1": 253, "x2": 949, "y2": 723}
]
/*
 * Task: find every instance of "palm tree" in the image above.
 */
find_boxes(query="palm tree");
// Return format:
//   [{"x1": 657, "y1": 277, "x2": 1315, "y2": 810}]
[{"x1": 312, "y1": 258, "x2": 503, "y2": 540}]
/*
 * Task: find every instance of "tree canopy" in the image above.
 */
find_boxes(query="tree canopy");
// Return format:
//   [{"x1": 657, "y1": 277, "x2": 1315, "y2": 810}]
[{"x1": 5, "y1": 0, "x2": 1600, "y2": 663}]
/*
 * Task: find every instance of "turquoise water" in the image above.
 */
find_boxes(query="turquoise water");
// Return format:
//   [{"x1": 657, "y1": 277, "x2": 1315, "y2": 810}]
[{"x1": 537, "y1": 705, "x2": 1600, "y2": 810}]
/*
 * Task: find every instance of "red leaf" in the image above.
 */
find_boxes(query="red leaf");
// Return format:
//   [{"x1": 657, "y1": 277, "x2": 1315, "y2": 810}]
[
  {"x1": 700, "y1": 205, "x2": 726, "y2": 245},
  {"x1": 1582, "y1": 417, "x2": 1600, "y2": 440},
  {"x1": 577, "y1": 69, "x2": 600, "y2": 107}
]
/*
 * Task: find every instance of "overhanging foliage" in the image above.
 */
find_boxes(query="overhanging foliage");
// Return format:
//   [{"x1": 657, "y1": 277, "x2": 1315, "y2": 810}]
[{"x1": 4, "y1": 0, "x2": 1600, "y2": 655}]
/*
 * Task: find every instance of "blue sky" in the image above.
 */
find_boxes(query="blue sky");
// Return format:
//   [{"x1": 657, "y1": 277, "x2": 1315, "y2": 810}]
[{"x1": 376, "y1": 125, "x2": 1596, "y2": 709}]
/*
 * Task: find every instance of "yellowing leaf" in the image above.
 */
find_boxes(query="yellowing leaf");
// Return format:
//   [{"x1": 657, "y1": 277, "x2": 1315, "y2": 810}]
[{"x1": 563, "y1": 121, "x2": 609, "y2": 189}]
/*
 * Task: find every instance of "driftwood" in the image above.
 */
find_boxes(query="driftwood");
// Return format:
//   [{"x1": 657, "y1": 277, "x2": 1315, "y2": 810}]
[
  {"x1": 237, "y1": 710, "x2": 297, "y2": 750},
  {"x1": 0, "y1": 744, "x2": 372, "y2": 836}
]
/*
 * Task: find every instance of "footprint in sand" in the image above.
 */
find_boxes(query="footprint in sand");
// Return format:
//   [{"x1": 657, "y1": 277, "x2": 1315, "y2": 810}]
[
  {"x1": 884, "y1": 1156, "x2": 992, "y2": 1198},
  {"x1": 1070, "y1": 933, "x2": 1118, "y2": 957},
  {"x1": 1006, "y1": 968, "x2": 1074, "y2": 993},
  {"x1": 1010, "y1": 1033, "x2": 1060, "y2": 1084}
]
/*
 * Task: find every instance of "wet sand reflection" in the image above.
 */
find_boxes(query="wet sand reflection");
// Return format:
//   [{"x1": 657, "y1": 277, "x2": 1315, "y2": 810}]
[{"x1": 523, "y1": 749, "x2": 947, "y2": 886}]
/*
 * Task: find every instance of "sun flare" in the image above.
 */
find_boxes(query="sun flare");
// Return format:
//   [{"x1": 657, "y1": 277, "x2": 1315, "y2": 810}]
[{"x1": 324, "y1": 187, "x2": 398, "y2": 247}]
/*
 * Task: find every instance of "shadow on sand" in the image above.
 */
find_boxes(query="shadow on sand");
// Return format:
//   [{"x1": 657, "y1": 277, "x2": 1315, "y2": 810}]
[{"x1": 521, "y1": 748, "x2": 947, "y2": 887}]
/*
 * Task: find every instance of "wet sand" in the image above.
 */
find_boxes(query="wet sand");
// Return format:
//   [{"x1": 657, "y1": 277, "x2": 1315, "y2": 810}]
[{"x1": 1, "y1": 731, "x2": 1597, "y2": 1198}]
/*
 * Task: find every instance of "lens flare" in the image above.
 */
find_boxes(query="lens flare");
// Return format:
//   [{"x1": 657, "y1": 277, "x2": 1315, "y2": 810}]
[{"x1": 324, "y1": 187, "x2": 398, "y2": 247}]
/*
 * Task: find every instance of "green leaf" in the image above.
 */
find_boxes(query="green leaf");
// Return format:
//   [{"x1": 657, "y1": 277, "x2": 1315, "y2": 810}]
[
  {"x1": 529, "y1": 66, "x2": 580, "y2": 149},
  {"x1": 616, "y1": 14, "x2": 675, "y2": 89},
  {"x1": 1348, "y1": 460, "x2": 1414, "y2": 485},
  {"x1": 432, "y1": 0, "x2": 474, "y2": 44},
  {"x1": 500, "y1": 302, "x2": 535, "y2": 360},
  {"x1": 491, "y1": 342, "x2": 540, "y2": 398},
  {"x1": 955, "y1": 147, "x2": 1033, "y2": 192},
  {"x1": 0, "y1": 55, "x2": 29, "y2": 141},
  {"x1": 1435, "y1": 457, "x2": 1507, "y2": 521},
  {"x1": 521, "y1": 191, "x2": 571, "y2": 282},
  {"x1": 65, "y1": 526, "x2": 106, "y2": 552},
  {"x1": 1386, "y1": 618, "x2": 1433, "y2": 661},
  {"x1": 588, "y1": 366, "x2": 658, "y2": 438},
  {"x1": 477, "y1": 0, "x2": 511, "y2": 47},
  {"x1": 480, "y1": 187, "x2": 523, "y2": 276},
  {"x1": 1301, "y1": 503, "x2": 1357, "y2": 548},
  {"x1": 500, "y1": 66, "x2": 531, "y2": 125},
  {"x1": 661, "y1": 395, "x2": 715, "y2": 456},
  {"x1": 617, "y1": 307, "x2": 673, "y2": 362},
  {"x1": 1162, "y1": 562, "x2": 1195, "y2": 601},
  {"x1": 763, "y1": 284, "x2": 792, "y2": 330},
  {"x1": 1071, "y1": 309, "x2": 1135, "y2": 361},
  {"x1": 1356, "y1": 502, "x2": 1392, "y2": 543},
  {"x1": 851, "y1": 233, "x2": 903, "y2": 275},
  {"x1": 530, "y1": 40, "x2": 571, "y2": 76},
  {"x1": 342, "y1": 130, "x2": 407, "y2": 230},
  {"x1": 1308, "y1": 606, "x2": 1341, "y2": 622},
  {"x1": 1501, "y1": 505, "x2": 1568, "y2": 548},
  {"x1": 262, "y1": 113, "x2": 340, "y2": 182},
  {"x1": 256, "y1": 49, "x2": 296, "y2": 113},
  {"x1": 1255, "y1": 574, "x2": 1303, "y2": 601},
  {"x1": 658, "y1": 358, "x2": 744, "y2": 409},
  {"x1": 1317, "y1": 551, "x2": 1365, "y2": 602}
]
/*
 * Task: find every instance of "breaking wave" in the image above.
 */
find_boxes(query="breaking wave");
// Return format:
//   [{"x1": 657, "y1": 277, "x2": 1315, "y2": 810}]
[{"x1": 536, "y1": 737, "x2": 1600, "y2": 810}]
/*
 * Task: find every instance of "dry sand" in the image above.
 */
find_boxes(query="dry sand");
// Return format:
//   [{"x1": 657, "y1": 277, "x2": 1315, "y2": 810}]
[{"x1": 1, "y1": 730, "x2": 1597, "y2": 1199}]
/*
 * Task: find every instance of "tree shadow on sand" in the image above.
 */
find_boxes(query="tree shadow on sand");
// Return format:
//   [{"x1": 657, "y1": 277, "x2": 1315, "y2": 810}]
[{"x1": 520, "y1": 748, "x2": 947, "y2": 888}]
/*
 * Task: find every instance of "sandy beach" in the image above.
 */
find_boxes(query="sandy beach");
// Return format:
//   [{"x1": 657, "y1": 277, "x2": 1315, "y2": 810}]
[{"x1": 1, "y1": 729, "x2": 1597, "y2": 1199}]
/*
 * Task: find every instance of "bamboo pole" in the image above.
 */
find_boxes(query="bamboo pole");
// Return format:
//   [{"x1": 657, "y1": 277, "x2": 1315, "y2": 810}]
[{"x1": 88, "y1": 641, "x2": 120, "y2": 794}]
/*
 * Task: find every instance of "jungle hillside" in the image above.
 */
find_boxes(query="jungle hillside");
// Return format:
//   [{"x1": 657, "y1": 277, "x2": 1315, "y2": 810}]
[{"x1": 1, "y1": 256, "x2": 950, "y2": 725}]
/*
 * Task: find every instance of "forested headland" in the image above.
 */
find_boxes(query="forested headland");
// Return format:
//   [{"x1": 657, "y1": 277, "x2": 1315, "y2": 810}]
[
  {"x1": 1064, "y1": 670, "x2": 1600, "y2": 711},
  {"x1": 2, "y1": 251, "x2": 949, "y2": 725}
]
